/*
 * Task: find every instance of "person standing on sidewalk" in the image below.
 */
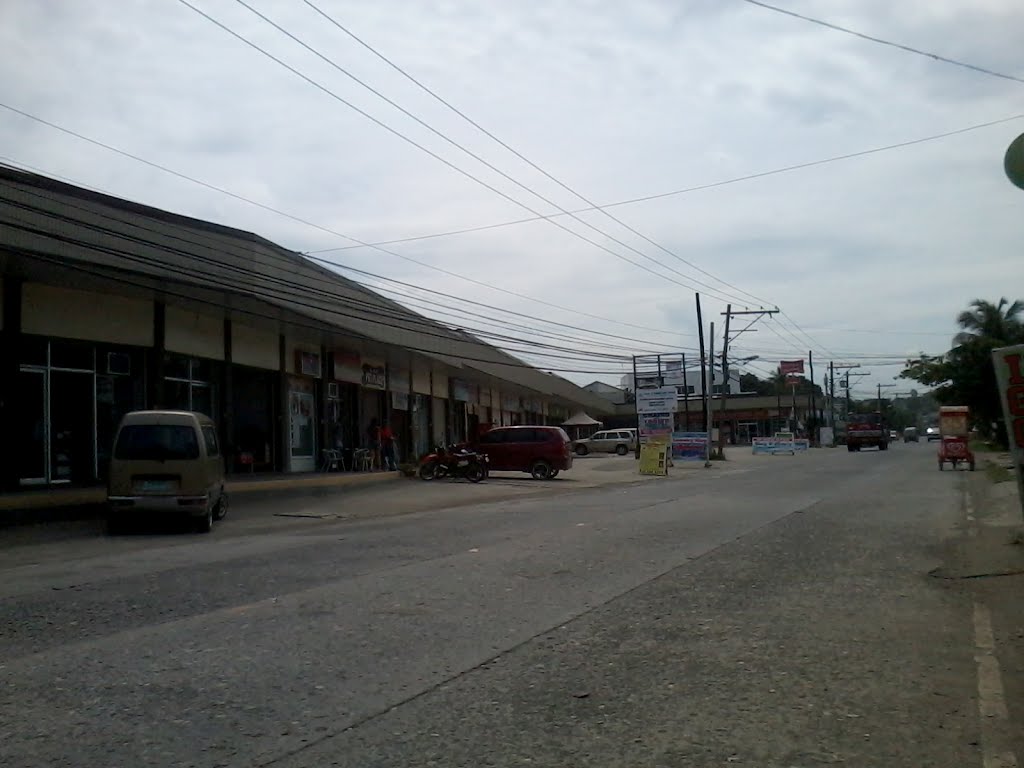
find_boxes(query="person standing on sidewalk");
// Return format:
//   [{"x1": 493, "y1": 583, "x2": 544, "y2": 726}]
[{"x1": 380, "y1": 422, "x2": 397, "y2": 471}]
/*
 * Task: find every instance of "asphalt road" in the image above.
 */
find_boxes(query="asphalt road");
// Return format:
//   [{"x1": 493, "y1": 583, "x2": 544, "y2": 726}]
[{"x1": 0, "y1": 444, "x2": 1006, "y2": 767}]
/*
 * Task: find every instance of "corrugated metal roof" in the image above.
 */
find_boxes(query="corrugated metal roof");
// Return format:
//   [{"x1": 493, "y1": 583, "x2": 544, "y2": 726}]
[{"x1": 0, "y1": 166, "x2": 614, "y2": 414}]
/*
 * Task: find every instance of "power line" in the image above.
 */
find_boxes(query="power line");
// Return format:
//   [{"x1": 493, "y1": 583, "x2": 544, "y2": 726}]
[
  {"x1": 1, "y1": 209, "x2": 633, "y2": 376},
  {"x1": 2, "y1": 183, "x2": 653, "y2": 366},
  {"x1": 308, "y1": 114, "x2": 1024, "y2": 254},
  {"x1": 231, "y1": 0, "x2": 761, "y2": 307},
  {"x1": 3, "y1": 149, "x2": 695, "y2": 360},
  {"x1": 22, "y1": 247, "x2": 631, "y2": 376},
  {"x1": 740, "y1": 0, "x2": 1024, "y2": 86},
  {"x1": 0, "y1": 101, "x2": 685, "y2": 339},
  {"x1": 300, "y1": 0, "x2": 771, "y2": 308},
  {"x1": 177, "y1": 0, "x2": 751, "y2": 307}
]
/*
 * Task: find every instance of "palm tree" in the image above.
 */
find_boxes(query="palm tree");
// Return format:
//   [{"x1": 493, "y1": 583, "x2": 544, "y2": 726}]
[{"x1": 953, "y1": 298, "x2": 1024, "y2": 347}]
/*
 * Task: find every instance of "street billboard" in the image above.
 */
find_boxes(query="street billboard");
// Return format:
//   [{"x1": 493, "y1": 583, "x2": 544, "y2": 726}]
[
  {"x1": 638, "y1": 412, "x2": 673, "y2": 443},
  {"x1": 779, "y1": 360, "x2": 805, "y2": 376},
  {"x1": 671, "y1": 432, "x2": 708, "y2": 461},
  {"x1": 636, "y1": 386, "x2": 679, "y2": 414},
  {"x1": 992, "y1": 344, "x2": 1024, "y2": 517}
]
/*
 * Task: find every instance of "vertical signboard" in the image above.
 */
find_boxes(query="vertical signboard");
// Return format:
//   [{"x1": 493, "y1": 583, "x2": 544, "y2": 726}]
[{"x1": 992, "y1": 344, "x2": 1024, "y2": 518}]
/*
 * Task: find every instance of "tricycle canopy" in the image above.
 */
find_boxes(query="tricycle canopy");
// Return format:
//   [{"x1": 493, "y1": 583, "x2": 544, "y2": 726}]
[{"x1": 938, "y1": 406, "x2": 970, "y2": 437}]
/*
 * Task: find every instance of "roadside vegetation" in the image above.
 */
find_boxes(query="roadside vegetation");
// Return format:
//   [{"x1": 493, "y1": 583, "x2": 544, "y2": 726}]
[{"x1": 901, "y1": 298, "x2": 1024, "y2": 447}]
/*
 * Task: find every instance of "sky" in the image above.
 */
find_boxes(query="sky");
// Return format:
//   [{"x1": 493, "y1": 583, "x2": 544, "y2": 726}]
[{"x1": 1, "y1": 0, "x2": 1022, "y2": 400}]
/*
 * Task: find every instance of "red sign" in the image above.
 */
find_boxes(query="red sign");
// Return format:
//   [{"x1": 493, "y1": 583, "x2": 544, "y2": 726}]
[
  {"x1": 992, "y1": 345, "x2": 1024, "y2": 517},
  {"x1": 994, "y1": 347, "x2": 1024, "y2": 449},
  {"x1": 780, "y1": 360, "x2": 804, "y2": 375}
]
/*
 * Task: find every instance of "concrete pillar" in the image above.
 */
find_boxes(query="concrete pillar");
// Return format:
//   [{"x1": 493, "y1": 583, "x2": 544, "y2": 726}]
[
  {"x1": 221, "y1": 318, "x2": 234, "y2": 469},
  {"x1": 278, "y1": 334, "x2": 288, "y2": 473},
  {"x1": 147, "y1": 301, "x2": 165, "y2": 409},
  {"x1": 1, "y1": 277, "x2": 23, "y2": 491}
]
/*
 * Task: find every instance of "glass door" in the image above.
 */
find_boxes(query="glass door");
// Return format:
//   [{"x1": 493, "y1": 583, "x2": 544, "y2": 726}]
[{"x1": 16, "y1": 369, "x2": 47, "y2": 485}]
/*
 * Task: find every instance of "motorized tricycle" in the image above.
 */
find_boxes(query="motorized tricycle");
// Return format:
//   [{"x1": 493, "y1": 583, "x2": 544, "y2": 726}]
[
  {"x1": 937, "y1": 405, "x2": 974, "y2": 471},
  {"x1": 418, "y1": 444, "x2": 488, "y2": 482}
]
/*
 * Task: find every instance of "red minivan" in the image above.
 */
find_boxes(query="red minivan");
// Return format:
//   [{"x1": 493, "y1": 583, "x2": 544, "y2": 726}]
[{"x1": 475, "y1": 426, "x2": 573, "y2": 480}]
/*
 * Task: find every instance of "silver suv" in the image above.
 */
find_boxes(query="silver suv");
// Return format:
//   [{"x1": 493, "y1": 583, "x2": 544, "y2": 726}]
[{"x1": 574, "y1": 429, "x2": 637, "y2": 456}]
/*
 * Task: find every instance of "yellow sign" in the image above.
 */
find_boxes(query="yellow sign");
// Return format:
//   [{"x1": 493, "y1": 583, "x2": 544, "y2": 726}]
[{"x1": 639, "y1": 442, "x2": 669, "y2": 476}]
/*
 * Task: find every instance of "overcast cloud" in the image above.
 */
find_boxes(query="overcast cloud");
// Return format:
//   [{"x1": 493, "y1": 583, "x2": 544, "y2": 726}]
[{"x1": 1, "y1": 0, "x2": 1022, "y2": 396}]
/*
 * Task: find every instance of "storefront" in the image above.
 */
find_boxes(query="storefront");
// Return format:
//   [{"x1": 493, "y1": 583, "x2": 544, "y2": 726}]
[
  {"x1": 411, "y1": 366, "x2": 432, "y2": 458},
  {"x1": 12, "y1": 285, "x2": 152, "y2": 487},
  {"x1": 230, "y1": 365, "x2": 277, "y2": 472},
  {"x1": 501, "y1": 393, "x2": 521, "y2": 427},
  {"x1": 359, "y1": 356, "x2": 386, "y2": 448},
  {"x1": 451, "y1": 378, "x2": 475, "y2": 443},
  {"x1": 229, "y1": 320, "x2": 280, "y2": 473},
  {"x1": 411, "y1": 394, "x2": 431, "y2": 458},
  {"x1": 388, "y1": 365, "x2": 411, "y2": 463},
  {"x1": 287, "y1": 347, "x2": 322, "y2": 473}
]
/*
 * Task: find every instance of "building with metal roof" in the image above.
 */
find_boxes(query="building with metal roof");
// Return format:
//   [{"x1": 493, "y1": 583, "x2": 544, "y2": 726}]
[{"x1": 0, "y1": 165, "x2": 613, "y2": 489}]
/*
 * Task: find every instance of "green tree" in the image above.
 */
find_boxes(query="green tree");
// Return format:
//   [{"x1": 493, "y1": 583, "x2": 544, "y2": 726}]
[
  {"x1": 954, "y1": 298, "x2": 1024, "y2": 346},
  {"x1": 901, "y1": 298, "x2": 1024, "y2": 444}
]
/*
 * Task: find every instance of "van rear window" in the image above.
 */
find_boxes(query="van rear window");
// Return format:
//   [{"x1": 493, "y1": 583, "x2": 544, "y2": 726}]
[{"x1": 114, "y1": 425, "x2": 200, "y2": 461}]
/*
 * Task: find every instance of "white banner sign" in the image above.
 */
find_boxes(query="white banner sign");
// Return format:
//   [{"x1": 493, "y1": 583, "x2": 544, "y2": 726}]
[{"x1": 636, "y1": 386, "x2": 679, "y2": 413}]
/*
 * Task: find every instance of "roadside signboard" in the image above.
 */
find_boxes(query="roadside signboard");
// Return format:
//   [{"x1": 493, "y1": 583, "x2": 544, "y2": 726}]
[
  {"x1": 752, "y1": 436, "x2": 796, "y2": 455},
  {"x1": 639, "y1": 441, "x2": 669, "y2": 475},
  {"x1": 672, "y1": 432, "x2": 708, "y2": 461},
  {"x1": 779, "y1": 360, "x2": 804, "y2": 376},
  {"x1": 638, "y1": 412, "x2": 673, "y2": 444},
  {"x1": 992, "y1": 344, "x2": 1024, "y2": 518},
  {"x1": 820, "y1": 427, "x2": 835, "y2": 447},
  {"x1": 636, "y1": 386, "x2": 679, "y2": 413}
]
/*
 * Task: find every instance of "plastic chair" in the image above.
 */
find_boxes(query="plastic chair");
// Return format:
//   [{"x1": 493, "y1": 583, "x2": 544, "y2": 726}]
[
  {"x1": 352, "y1": 448, "x2": 372, "y2": 472},
  {"x1": 320, "y1": 449, "x2": 345, "y2": 472}
]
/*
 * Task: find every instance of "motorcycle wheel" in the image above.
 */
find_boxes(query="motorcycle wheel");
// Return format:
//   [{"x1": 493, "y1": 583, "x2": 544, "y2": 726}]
[
  {"x1": 419, "y1": 461, "x2": 439, "y2": 481},
  {"x1": 465, "y1": 463, "x2": 485, "y2": 483}
]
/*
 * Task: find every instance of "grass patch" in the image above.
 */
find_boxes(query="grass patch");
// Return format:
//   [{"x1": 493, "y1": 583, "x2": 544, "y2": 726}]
[
  {"x1": 985, "y1": 461, "x2": 1014, "y2": 484},
  {"x1": 971, "y1": 438, "x2": 1002, "y2": 454}
]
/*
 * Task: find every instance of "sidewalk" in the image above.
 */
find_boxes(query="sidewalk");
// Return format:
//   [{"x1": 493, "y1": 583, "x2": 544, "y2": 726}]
[
  {"x1": 0, "y1": 469, "x2": 403, "y2": 525},
  {"x1": 955, "y1": 450, "x2": 1024, "y2": 764}
]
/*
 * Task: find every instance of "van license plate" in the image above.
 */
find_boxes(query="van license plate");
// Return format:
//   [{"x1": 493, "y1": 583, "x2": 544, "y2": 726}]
[{"x1": 141, "y1": 480, "x2": 175, "y2": 493}]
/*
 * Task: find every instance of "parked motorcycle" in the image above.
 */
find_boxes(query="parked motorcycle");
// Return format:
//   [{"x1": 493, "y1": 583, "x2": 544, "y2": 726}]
[{"x1": 418, "y1": 444, "x2": 488, "y2": 482}]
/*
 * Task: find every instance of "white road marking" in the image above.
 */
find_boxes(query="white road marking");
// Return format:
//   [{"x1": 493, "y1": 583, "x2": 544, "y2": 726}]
[{"x1": 973, "y1": 602, "x2": 1018, "y2": 768}]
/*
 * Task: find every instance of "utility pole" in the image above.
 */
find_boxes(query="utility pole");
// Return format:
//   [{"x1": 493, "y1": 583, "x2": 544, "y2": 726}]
[
  {"x1": 808, "y1": 351, "x2": 816, "y2": 445},
  {"x1": 829, "y1": 361, "x2": 835, "y2": 430},
  {"x1": 706, "y1": 321, "x2": 714, "y2": 467},
  {"x1": 716, "y1": 306, "x2": 776, "y2": 457},
  {"x1": 832, "y1": 363, "x2": 862, "y2": 425},
  {"x1": 716, "y1": 304, "x2": 731, "y2": 457},
  {"x1": 877, "y1": 383, "x2": 896, "y2": 418},
  {"x1": 696, "y1": 294, "x2": 707, "y2": 432}
]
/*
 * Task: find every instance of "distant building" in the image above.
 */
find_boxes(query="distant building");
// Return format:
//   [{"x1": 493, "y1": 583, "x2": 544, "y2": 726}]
[
  {"x1": 583, "y1": 381, "x2": 629, "y2": 405},
  {"x1": 620, "y1": 369, "x2": 742, "y2": 395}
]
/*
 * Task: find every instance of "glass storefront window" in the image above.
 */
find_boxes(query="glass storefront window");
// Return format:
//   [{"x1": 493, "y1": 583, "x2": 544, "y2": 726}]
[{"x1": 165, "y1": 355, "x2": 217, "y2": 419}]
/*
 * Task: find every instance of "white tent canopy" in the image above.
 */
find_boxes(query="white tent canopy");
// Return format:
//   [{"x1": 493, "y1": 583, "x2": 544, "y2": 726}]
[{"x1": 561, "y1": 411, "x2": 602, "y2": 427}]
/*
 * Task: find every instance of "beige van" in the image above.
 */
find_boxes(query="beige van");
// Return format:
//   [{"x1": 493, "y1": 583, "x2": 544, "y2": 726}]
[{"x1": 107, "y1": 411, "x2": 227, "y2": 533}]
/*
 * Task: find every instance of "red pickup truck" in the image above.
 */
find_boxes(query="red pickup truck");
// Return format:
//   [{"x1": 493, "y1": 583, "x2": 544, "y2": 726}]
[{"x1": 846, "y1": 412, "x2": 890, "y2": 452}]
